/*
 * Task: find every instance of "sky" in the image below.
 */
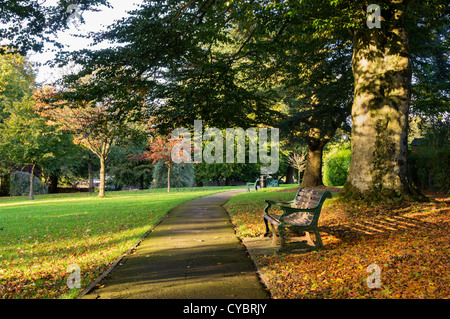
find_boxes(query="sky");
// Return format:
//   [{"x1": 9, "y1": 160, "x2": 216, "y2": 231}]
[{"x1": 27, "y1": 0, "x2": 145, "y2": 84}]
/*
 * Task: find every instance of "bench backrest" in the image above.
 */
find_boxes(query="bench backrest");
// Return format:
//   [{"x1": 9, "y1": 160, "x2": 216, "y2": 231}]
[
  {"x1": 290, "y1": 188, "x2": 332, "y2": 225},
  {"x1": 291, "y1": 188, "x2": 327, "y2": 208}
]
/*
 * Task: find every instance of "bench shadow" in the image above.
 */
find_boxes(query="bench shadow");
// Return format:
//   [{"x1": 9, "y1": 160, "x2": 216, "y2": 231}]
[
  {"x1": 246, "y1": 211, "x2": 446, "y2": 256},
  {"x1": 320, "y1": 214, "x2": 445, "y2": 248}
]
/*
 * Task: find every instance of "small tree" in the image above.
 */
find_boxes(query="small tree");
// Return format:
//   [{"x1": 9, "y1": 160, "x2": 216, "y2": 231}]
[
  {"x1": 136, "y1": 134, "x2": 181, "y2": 193},
  {"x1": 35, "y1": 86, "x2": 135, "y2": 197},
  {"x1": 287, "y1": 149, "x2": 307, "y2": 185}
]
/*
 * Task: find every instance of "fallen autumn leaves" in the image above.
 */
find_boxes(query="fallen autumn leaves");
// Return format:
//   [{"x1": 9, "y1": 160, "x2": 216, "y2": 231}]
[{"x1": 225, "y1": 188, "x2": 449, "y2": 299}]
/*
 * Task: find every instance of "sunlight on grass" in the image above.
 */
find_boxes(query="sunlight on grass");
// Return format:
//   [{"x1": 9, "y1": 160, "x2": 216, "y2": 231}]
[{"x1": 0, "y1": 186, "x2": 241, "y2": 299}]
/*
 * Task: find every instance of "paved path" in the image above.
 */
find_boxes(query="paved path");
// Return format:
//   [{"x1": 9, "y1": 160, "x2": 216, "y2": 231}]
[{"x1": 82, "y1": 190, "x2": 269, "y2": 299}]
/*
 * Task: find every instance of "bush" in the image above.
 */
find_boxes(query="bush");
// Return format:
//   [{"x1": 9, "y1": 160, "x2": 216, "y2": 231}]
[
  {"x1": 408, "y1": 145, "x2": 450, "y2": 191},
  {"x1": 10, "y1": 171, "x2": 48, "y2": 196},
  {"x1": 323, "y1": 147, "x2": 351, "y2": 187},
  {"x1": 152, "y1": 161, "x2": 194, "y2": 188}
]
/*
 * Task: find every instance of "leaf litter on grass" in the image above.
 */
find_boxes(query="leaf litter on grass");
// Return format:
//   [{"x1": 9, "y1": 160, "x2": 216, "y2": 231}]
[
  {"x1": 225, "y1": 188, "x2": 449, "y2": 299},
  {"x1": 0, "y1": 187, "x2": 240, "y2": 298}
]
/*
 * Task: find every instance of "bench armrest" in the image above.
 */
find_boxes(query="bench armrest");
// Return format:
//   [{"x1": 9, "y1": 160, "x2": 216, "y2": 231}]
[
  {"x1": 264, "y1": 199, "x2": 294, "y2": 205},
  {"x1": 263, "y1": 199, "x2": 294, "y2": 215}
]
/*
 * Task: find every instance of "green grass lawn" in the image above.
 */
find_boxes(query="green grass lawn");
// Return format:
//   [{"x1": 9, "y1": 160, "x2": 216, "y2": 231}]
[{"x1": 0, "y1": 186, "x2": 240, "y2": 299}]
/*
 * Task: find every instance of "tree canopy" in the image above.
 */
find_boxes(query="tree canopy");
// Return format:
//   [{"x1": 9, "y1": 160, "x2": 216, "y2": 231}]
[
  {"x1": 48, "y1": 0, "x2": 449, "y2": 200},
  {"x1": 0, "y1": 0, "x2": 111, "y2": 54}
]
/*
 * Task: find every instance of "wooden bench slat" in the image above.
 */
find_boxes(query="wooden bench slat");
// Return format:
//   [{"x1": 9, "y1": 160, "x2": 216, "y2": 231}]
[
  {"x1": 294, "y1": 202, "x2": 317, "y2": 209},
  {"x1": 265, "y1": 214, "x2": 281, "y2": 226},
  {"x1": 294, "y1": 197, "x2": 320, "y2": 204},
  {"x1": 298, "y1": 191, "x2": 323, "y2": 199},
  {"x1": 284, "y1": 213, "x2": 313, "y2": 226},
  {"x1": 293, "y1": 198, "x2": 320, "y2": 208},
  {"x1": 301, "y1": 190, "x2": 324, "y2": 194}
]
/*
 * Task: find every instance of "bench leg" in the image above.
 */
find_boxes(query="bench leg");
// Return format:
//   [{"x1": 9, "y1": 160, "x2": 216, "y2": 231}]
[
  {"x1": 263, "y1": 216, "x2": 271, "y2": 237},
  {"x1": 302, "y1": 231, "x2": 314, "y2": 247},
  {"x1": 270, "y1": 223, "x2": 278, "y2": 245},
  {"x1": 278, "y1": 225, "x2": 286, "y2": 251},
  {"x1": 313, "y1": 228, "x2": 324, "y2": 250}
]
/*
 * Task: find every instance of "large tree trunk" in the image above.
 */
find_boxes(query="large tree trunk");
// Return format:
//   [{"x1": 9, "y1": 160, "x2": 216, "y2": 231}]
[
  {"x1": 49, "y1": 174, "x2": 58, "y2": 194},
  {"x1": 285, "y1": 165, "x2": 295, "y2": 184},
  {"x1": 343, "y1": 2, "x2": 423, "y2": 201},
  {"x1": 302, "y1": 144, "x2": 324, "y2": 187},
  {"x1": 0, "y1": 174, "x2": 10, "y2": 196},
  {"x1": 98, "y1": 155, "x2": 106, "y2": 197}
]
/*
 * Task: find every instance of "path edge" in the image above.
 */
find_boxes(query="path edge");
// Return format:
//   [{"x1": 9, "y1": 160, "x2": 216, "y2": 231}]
[
  {"x1": 75, "y1": 189, "x2": 244, "y2": 299},
  {"x1": 221, "y1": 194, "x2": 273, "y2": 299}
]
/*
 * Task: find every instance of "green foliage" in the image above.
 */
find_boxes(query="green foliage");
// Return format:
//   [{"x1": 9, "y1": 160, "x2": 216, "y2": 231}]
[
  {"x1": 0, "y1": 94, "x2": 62, "y2": 173},
  {"x1": 0, "y1": 0, "x2": 110, "y2": 54},
  {"x1": 9, "y1": 171, "x2": 48, "y2": 196},
  {"x1": 408, "y1": 145, "x2": 450, "y2": 191},
  {"x1": 1, "y1": 51, "x2": 84, "y2": 189},
  {"x1": 194, "y1": 162, "x2": 261, "y2": 185},
  {"x1": 0, "y1": 50, "x2": 35, "y2": 121},
  {"x1": 323, "y1": 144, "x2": 351, "y2": 187},
  {"x1": 108, "y1": 146, "x2": 153, "y2": 190},
  {"x1": 152, "y1": 161, "x2": 194, "y2": 189}
]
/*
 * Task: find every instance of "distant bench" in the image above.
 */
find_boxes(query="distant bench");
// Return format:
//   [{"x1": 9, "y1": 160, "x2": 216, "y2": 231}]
[
  {"x1": 267, "y1": 178, "x2": 282, "y2": 187},
  {"x1": 246, "y1": 179, "x2": 259, "y2": 192},
  {"x1": 263, "y1": 188, "x2": 332, "y2": 253}
]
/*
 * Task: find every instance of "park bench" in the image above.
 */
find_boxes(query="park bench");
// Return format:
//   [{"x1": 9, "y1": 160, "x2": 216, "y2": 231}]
[
  {"x1": 263, "y1": 187, "x2": 332, "y2": 252},
  {"x1": 267, "y1": 178, "x2": 282, "y2": 187},
  {"x1": 246, "y1": 179, "x2": 259, "y2": 192}
]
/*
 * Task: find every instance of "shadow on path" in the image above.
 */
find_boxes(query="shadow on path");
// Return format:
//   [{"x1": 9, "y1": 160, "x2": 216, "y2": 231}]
[{"x1": 82, "y1": 190, "x2": 269, "y2": 299}]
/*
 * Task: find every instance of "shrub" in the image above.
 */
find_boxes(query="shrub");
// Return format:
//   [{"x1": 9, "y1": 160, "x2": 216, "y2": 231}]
[
  {"x1": 152, "y1": 161, "x2": 194, "y2": 188},
  {"x1": 323, "y1": 147, "x2": 351, "y2": 187},
  {"x1": 408, "y1": 145, "x2": 450, "y2": 191},
  {"x1": 9, "y1": 171, "x2": 48, "y2": 196}
]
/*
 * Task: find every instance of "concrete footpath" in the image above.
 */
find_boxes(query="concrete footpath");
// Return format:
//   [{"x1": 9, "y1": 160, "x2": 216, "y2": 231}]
[{"x1": 81, "y1": 190, "x2": 269, "y2": 299}]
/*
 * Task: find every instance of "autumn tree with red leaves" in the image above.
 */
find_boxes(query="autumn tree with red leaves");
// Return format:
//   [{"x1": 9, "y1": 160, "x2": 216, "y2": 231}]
[{"x1": 136, "y1": 133, "x2": 183, "y2": 193}]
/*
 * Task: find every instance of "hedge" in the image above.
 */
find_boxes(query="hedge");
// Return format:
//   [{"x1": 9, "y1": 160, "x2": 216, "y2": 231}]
[{"x1": 9, "y1": 171, "x2": 48, "y2": 196}]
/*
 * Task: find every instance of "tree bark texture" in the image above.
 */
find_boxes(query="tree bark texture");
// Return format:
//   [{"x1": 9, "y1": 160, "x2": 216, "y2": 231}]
[
  {"x1": 302, "y1": 146, "x2": 324, "y2": 187},
  {"x1": 285, "y1": 165, "x2": 295, "y2": 184},
  {"x1": 98, "y1": 155, "x2": 106, "y2": 197},
  {"x1": 343, "y1": 2, "x2": 422, "y2": 200},
  {"x1": 49, "y1": 174, "x2": 58, "y2": 194}
]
